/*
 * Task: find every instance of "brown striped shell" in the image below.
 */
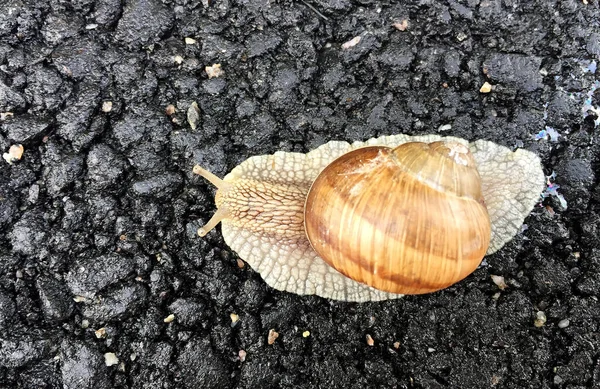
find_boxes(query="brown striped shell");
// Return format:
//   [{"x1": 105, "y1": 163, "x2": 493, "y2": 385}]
[{"x1": 304, "y1": 141, "x2": 491, "y2": 294}]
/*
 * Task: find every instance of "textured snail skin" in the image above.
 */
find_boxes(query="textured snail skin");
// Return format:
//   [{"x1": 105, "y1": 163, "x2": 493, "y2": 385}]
[
  {"x1": 194, "y1": 134, "x2": 546, "y2": 302},
  {"x1": 305, "y1": 142, "x2": 491, "y2": 295}
]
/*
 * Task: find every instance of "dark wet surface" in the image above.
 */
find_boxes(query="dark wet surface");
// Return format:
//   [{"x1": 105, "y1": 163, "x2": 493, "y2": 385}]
[{"x1": 1, "y1": 1, "x2": 599, "y2": 388}]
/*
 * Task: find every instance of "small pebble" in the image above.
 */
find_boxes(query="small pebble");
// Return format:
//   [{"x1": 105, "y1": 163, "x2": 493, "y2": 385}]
[
  {"x1": 302, "y1": 331, "x2": 310, "y2": 338},
  {"x1": 491, "y1": 275, "x2": 508, "y2": 290},
  {"x1": 554, "y1": 375, "x2": 563, "y2": 385},
  {"x1": 102, "y1": 101, "x2": 113, "y2": 112},
  {"x1": 164, "y1": 314, "x2": 175, "y2": 323},
  {"x1": 185, "y1": 37, "x2": 197, "y2": 45},
  {"x1": 205, "y1": 64, "x2": 224, "y2": 79},
  {"x1": 104, "y1": 352, "x2": 119, "y2": 367},
  {"x1": 534, "y1": 311, "x2": 547, "y2": 327},
  {"x1": 95, "y1": 328, "x2": 107, "y2": 338},
  {"x1": 268, "y1": 329, "x2": 279, "y2": 345},
  {"x1": 393, "y1": 20, "x2": 409, "y2": 31},
  {"x1": 3, "y1": 144, "x2": 24, "y2": 164},
  {"x1": 557, "y1": 319, "x2": 570, "y2": 329},
  {"x1": 187, "y1": 101, "x2": 201, "y2": 130},
  {"x1": 342, "y1": 36, "x2": 361, "y2": 50},
  {"x1": 366, "y1": 334, "x2": 375, "y2": 346},
  {"x1": 165, "y1": 104, "x2": 176, "y2": 115},
  {"x1": 427, "y1": 347, "x2": 436, "y2": 353},
  {"x1": 393, "y1": 341, "x2": 401, "y2": 349},
  {"x1": 238, "y1": 350, "x2": 247, "y2": 362},
  {"x1": 480, "y1": 82, "x2": 492, "y2": 93},
  {"x1": 230, "y1": 313, "x2": 239, "y2": 324}
]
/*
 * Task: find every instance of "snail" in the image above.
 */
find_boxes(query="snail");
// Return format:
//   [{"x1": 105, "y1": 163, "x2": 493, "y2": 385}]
[{"x1": 193, "y1": 134, "x2": 545, "y2": 302}]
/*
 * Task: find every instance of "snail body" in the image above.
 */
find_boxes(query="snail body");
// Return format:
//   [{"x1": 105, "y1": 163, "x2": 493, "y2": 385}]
[{"x1": 193, "y1": 134, "x2": 545, "y2": 302}]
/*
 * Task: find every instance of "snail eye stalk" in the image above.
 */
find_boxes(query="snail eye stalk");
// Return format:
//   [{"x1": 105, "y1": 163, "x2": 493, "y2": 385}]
[{"x1": 193, "y1": 165, "x2": 232, "y2": 236}]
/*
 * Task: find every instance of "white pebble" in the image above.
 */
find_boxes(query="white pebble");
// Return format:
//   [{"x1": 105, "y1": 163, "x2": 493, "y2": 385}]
[
  {"x1": 558, "y1": 319, "x2": 570, "y2": 328},
  {"x1": 104, "y1": 352, "x2": 119, "y2": 366}
]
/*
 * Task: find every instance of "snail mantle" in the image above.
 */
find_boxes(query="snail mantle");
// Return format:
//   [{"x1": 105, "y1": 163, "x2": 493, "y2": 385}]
[{"x1": 193, "y1": 134, "x2": 545, "y2": 302}]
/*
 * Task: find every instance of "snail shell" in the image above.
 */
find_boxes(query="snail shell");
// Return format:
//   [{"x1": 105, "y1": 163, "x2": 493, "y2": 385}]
[
  {"x1": 305, "y1": 141, "x2": 491, "y2": 295},
  {"x1": 193, "y1": 134, "x2": 545, "y2": 302}
]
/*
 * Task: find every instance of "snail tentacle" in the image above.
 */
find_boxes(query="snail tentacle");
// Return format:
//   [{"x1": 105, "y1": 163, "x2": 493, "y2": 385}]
[
  {"x1": 198, "y1": 206, "x2": 230, "y2": 237},
  {"x1": 193, "y1": 165, "x2": 233, "y2": 236},
  {"x1": 193, "y1": 165, "x2": 230, "y2": 190}
]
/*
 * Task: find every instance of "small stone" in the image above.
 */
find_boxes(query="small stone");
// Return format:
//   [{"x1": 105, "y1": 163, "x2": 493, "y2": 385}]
[
  {"x1": 165, "y1": 104, "x2": 176, "y2": 115},
  {"x1": 393, "y1": 341, "x2": 401, "y2": 349},
  {"x1": 366, "y1": 334, "x2": 375, "y2": 346},
  {"x1": 456, "y1": 32, "x2": 468, "y2": 41},
  {"x1": 534, "y1": 311, "x2": 547, "y2": 327},
  {"x1": 438, "y1": 124, "x2": 452, "y2": 132},
  {"x1": 238, "y1": 350, "x2": 246, "y2": 362},
  {"x1": 74, "y1": 296, "x2": 86, "y2": 303},
  {"x1": 2, "y1": 144, "x2": 24, "y2": 164},
  {"x1": 101, "y1": 101, "x2": 112, "y2": 112},
  {"x1": 557, "y1": 319, "x2": 570, "y2": 328},
  {"x1": 491, "y1": 275, "x2": 508, "y2": 290},
  {"x1": 393, "y1": 20, "x2": 409, "y2": 31},
  {"x1": 342, "y1": 36, "x2": 361, "y2": 50},
  {"x1": 174, "y1": 55, "x2": 184, "y2": 64},
  {"x1": 554, "y1": 375, "x2": 563, "y2": 385},
  {"x1": 302, "y1": 331, "x2": 310, "y2": 338},
  {"x1": 236, "y1": 259, "x2": 245, "y2": 268},
  {"x1": 267, "y1": 329, "x2": 279, "y2": 345},
  {"x1": 185, "y1": 37, "x2": 197, "y2": 45},
  {"x1": 164, "y1": 314, "x2": 175, "y2": 323},
  {"x1": 104, "y1": 352, "x2": 119, "y2": 366},
  {"x1": 230, "y1": 313, "x2": 239, "y2": 324},
  {"x1": 187, "y1": 102, "x2": 201, "y2": 130},
  {"x1": 480, "y1": 82, "x2": 493, "y2": 93},
  {"x1": 95, "y1": 328, "x2": 107, "y2": 338},
  {"x1": 427, "y1": 347, "x2": 436, "y2": 353},
  {"x1": 205, "y1": 64, "x2": 224, "y2": 79}
]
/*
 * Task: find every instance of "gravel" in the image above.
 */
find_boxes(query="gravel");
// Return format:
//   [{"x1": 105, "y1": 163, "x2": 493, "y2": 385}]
[{"x1": 0, "y1": 1, "x2": 599, "y2": 388}]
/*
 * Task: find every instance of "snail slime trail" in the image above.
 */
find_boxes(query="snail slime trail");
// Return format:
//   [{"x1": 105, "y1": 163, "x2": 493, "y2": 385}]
[{"x1": 193, "y1": 134, "x2": 545, "y2": 302}]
